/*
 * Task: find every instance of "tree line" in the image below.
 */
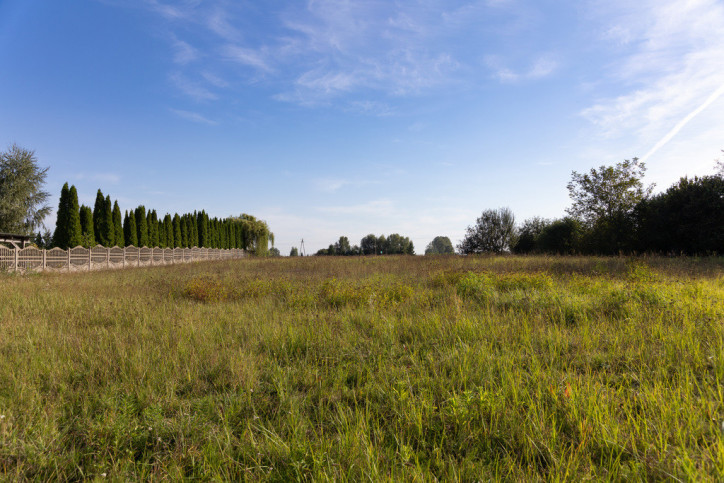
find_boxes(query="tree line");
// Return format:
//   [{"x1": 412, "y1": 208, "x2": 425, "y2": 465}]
[
  {"x1": 50, "y1": 182, "x2": 273, "y2": 254},
  {"x1": 313, "y1": 233, "x2": 415, "y2": 256},
  {"x1": 459, "y1": 156, "x2": 724, "y2": 255}
]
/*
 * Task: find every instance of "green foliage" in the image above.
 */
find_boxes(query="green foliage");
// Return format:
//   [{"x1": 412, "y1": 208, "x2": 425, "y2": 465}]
[
  {"x1": 635, "y1": 175, "x2": 724, "y2": 254},
  {"x1": 0, "y1": 144, "x2": 51, "y2": 235},
  {"x1": 459, "y1": 207, "x2": 516, "y2": 254},
  {"x1": 172, "y1": 214, "x2": 182, "y2": 248},
  {"x1": 135, "y1": 206, "x2": 149, "y2": 247},
  {"x1": 123, "y1": 210, "x2": 138, "y2": 247},
  {"x1": 290, "y1": 247, "x2": 299, "y2": 257},
  {"x1": 163, "y1": 214, "x2": 173, "y2": 248},
  {"x1": 537, "y1": 217, "x2": 583, "y2": 254},
  {"x1": 112, "y1": 201, "x2": 123, "y2": 247},
  {"x1": 79, "y1": 204, "x2": 96, "y2": 247},
  {"x1": 52, "y1": 183, "x2": 82, "y2": 248},
  {"x1": 425, "y1": 236, "x2": 454, "y2": 255}
]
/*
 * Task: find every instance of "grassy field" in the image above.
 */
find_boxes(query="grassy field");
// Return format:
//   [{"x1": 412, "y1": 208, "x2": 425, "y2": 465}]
[{"x1": 1, "y1": 255, "x2": 723, "y2": 480}]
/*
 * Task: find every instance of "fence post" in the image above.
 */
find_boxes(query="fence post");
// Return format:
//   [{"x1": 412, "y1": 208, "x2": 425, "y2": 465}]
[
  {"x1": 42, "y1": 248, "x2": 46, "y2": 271},
  {"x1": 13, "y1": 245, "x2": 18, "y2": 272},
  {"x1": 151, "y1": 248, "x2": 154, "y2": 266},
  {"x1": 88, "y1": 248, "x2": 92, "y2": 271},
  {"x1": 67, "y1": 248, "x2": 71, "y2": 272},
  {"x1": 107, "y1": 247, "x2": 110, "y2": 269},
  {"x1": 123, "y1": 247, "x2": 126, "y2": 268}
]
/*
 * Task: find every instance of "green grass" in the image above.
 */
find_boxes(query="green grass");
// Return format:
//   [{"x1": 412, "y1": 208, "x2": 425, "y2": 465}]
[{"x1": 1, "y1": 255, "x2": 723, "y2": 480}]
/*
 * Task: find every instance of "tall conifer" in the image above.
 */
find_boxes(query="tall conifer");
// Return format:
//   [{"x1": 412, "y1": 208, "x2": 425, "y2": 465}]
[
  {"x1": 124, "y1": 210, "x2": 138, "y2": 246},
  {"x1": 102, "y1": 195, "x2": 114, "y2": 247},
  {"x1": 79, "y1": 204, "x2": 95, "y2": 247},
  {"x1": 135, "y1": 206, "x2": 148, "y2": 247},
  {"x1": 112, "y1": 201, "x2": 123, "y2": 247},
  {"x1": 53, "y1": 183, "x2": 70, "y2": 248},
  {"x1": 172, "y1": 214, "x2": 182, "y2": 248},
  {"x1": 164, "y1": 214, "x2": 173, "y2": 248},
  {"x1": 92, "y1": 189, "x2": 107, "y2": 245},
  {"x1": 66, "y1": 185, "x2": 82, "y2": 248}
]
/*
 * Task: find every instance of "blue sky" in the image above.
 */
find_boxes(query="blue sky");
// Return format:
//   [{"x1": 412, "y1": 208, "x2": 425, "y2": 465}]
[{"x1": 1, "y1": 0, "x2": 723, "y2": 254}]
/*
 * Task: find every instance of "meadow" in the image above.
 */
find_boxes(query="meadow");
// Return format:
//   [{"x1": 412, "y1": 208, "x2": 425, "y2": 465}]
[{"x1": 1, "y1": 255, "x2": 723, "y2": 481}]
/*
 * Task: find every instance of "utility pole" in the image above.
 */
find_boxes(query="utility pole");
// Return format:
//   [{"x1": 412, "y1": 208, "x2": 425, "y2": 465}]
[{"x1": 300, "y1": 238, "x2": 306, "y2": 257}]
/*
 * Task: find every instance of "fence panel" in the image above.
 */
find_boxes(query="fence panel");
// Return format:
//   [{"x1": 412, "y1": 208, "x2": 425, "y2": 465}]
[
  {"x1": 70, "y1": 247, "x2": 89, "y2": 270},
  {"x1": 46, "y1": 248, "x2": 67, "y2": 270},
  {"x1": 0, "y1": 245, "x2": 13, "y2": 271},
  {"x1": 125, "y1": 246, "x2": 139, "y2": 265},
  {"x1": 109, "y1": 247, "x2": 124, "y2": 266},
  {"x1": 18, "y1": 247, "x2": 43, "y2": 272},
  {"x1": 1, "y1": 244, "x2": 244, "y2": 274}
]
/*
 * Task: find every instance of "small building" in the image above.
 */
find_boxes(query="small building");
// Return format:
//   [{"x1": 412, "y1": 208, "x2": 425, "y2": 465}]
[{"x1": 0, "y1": 232, "x2": 33, "y2": 248}]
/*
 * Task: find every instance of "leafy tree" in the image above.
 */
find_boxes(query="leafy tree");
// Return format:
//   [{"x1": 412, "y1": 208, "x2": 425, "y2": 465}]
[
  {"x1": 512, "y1": 217, "x2": 549, "y2": 254},
  {"x1": 79, "y1": 204, "x2": 96, "y2": 247},
  {"x1": 567, "y1": 158, "x2": 653, "y2": 253},
  {"x1": 112, "y1": 201, "x2": 123, "y2": 247},
  {"x1": 361, "y1": 234, "x2": 378, "y2": 255},
  {"x1": 0, "y1": 144, "x2": 51, "y2": 234},
  {"x1": 635, "y1": 175, "x2": 724, "y2": 254},
  {"x1": 537, "y1": 217, "x2": 582, "y2": 254},
  {"x1": 334, "y1": 236, "x2": 352, "y2": 256},
  {"x1": 425, "y1": 236, "x2": 454, "y2": 255},
  {"x1": 290, "y1": 247, "x2": 299, "y2": 257},
  {"x1": 458, "y1": 207, "x2": 516, "y2": 254},
  {"x1": 269, "y1": 247, "x2": 281, "y2": 257},
  {"x1": 135, "y1": 206, "x2": 149, "y2": 247}
]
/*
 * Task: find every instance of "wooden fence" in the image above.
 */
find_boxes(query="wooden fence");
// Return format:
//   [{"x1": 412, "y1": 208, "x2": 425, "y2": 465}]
[{"x1": 0, "y1": 245, "x2": 245, "y2": 273}]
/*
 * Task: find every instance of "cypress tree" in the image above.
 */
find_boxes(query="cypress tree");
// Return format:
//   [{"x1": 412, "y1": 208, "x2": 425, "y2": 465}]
[
  {"x1": 102, "y1": 195, "x2": 114, "y2": 247},
  {"x1": 158, "y1": 218, "x2": 166, "y2": 248},
  {"x1": 92, "y1": 189, "x2": 107, "y2": 246},
  {"x1": 112, "y1": 201, "x2": 123, "y2": 247},
  {"x1": 124, "y1": 210, "x2": 138, "y2": 246},
  {"x1": 151, "y1": 210, "x2": 160, "y2": 247},
  {"x1": 181, "y1": 215, "x2": 189, "y2": 248},
  {"x1": 172, "y1": 214, "x2": 182, "y2": 248},
  {"x1": 79, "y1": 204, "x2": 95, "y2": 247},
  {"x1": 191, "y1": 213, "x2": 199, "y2": 247},
  {"x1": 197, "y1": 211, "x2": 208, "y2": 247},
  {"x1": 66, "y1": 185, "x2": 82, "y2": 248},
  {"x1": 164, "y1": 214, "x2": 173, "y2": 248},
  {"x1": 53, "y1": 183, "x2": 70, "y2": 248},
  {"x1": 135, "y1": 206, "x2": 148, "y2": 247}
]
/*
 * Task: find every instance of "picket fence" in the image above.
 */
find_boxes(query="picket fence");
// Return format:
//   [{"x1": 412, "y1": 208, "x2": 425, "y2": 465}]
[{"x1": 0, "y1": 245, "x2": 245, "y2": 273}]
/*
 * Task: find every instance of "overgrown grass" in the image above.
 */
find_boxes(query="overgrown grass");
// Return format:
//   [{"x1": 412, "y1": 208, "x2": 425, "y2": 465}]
[{"x1": 1, "y1": 255, "x2": 723, "y2": 480}]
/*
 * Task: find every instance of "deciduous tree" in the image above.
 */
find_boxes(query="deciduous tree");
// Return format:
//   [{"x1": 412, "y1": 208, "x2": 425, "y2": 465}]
[{"x1": 0, "y1": 144, "x2": 51, "y2": 234}]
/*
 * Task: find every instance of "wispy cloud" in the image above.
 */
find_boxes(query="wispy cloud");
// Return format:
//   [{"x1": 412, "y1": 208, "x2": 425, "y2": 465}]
[
  {"x1": 486, "y1": 55, "x2": 558, "y2": 83},
  {"x1": 581, "y1": 0, "x2": 724, "y2": 159},
  {"x1": 170, "y1": 35, "x2": 198, "y2": 65},
  {"x1": 169, "y1": 72, "x2": 217, "y2": 101},
  {"x1": 72, "y1": 172, "x2": 121, "y2": 185},
  {"x1": 169, "y1": 108, "x2": 217, "y2": 125},
  {"x1": 221, "y1": 44, "x2": 273, "y2": 73},
  {"x1": 313, "y1": 177, "x2": 349, "y2": 193},
  {"x1": 317, "y1": 199, "x2": 394, "y2": 216}
]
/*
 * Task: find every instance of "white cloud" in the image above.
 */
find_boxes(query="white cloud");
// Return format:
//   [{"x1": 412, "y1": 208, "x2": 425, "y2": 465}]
[
  {"x1": 169, "y1": 72, "x2": 217, "y2": 101},
  {"x1": 221, "y1": 44, "x2": 273, "y2": 73},
  {"x1": 169, "y1": 108, "x2": 217, "y2": 125},
  {"x1": 581, "y1": 0, "x2": 724, "y2": 147},
  {"x1": 486, "y1": 54, "x2": 558, "y2": 83},
  {"x1": 170, "y1": 36, "x2": 198, "y2": 65},
  {"x1": 313, "y1": 177, "x2": 349, "y2": 193}
]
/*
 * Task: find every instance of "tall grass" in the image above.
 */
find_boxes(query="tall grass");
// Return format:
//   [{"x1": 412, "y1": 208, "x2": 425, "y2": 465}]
[{"x1": 1, "y1": 255, "x2": 723, "y2": 480}]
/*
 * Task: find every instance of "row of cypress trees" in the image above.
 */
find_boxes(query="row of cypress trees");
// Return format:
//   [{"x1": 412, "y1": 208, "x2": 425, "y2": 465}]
[{"x1": 52, "y1": 183, "x2": 272, "y2": 253}]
